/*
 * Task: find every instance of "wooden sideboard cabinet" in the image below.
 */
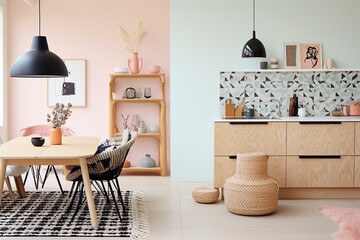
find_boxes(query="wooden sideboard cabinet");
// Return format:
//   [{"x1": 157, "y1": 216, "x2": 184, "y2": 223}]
[
  {"x1": 214, "y1": 122, "x2": 286, "y2": 193},
  {"x1": 215, "y1": 120, "x2": 360, "y2": 198}
]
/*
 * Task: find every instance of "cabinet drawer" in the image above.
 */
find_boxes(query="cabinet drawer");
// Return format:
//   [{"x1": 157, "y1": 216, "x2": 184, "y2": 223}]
[
  {"x1": 214, "y1": 122, "x2": 286, "y2": 155},
  {"x1": 356, "y1": 123, "x2": 360, "y2": 155},
  {"x1": 214, "y1": 156, "x2": 285, "y2": 188},
  {"x1": 287, "y1": 122, "x2": 354, "y2": 155},
  {"x1": 286, "y1": 156, "x2": 354, "y2": 187}
]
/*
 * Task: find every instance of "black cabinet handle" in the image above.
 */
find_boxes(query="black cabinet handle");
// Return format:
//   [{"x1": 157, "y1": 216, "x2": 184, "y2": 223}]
[
  {"x1": 299, "y1": 155, "x2": 341, "y2": 159},
  {"x1": 299, "y1": 121, "x2": 341, "y2": 124},
  {"x1": 230, "y1": 122, "x2": 268, "y2": 125},
  {"x1": 229, "y1": 155, "x2": 237, "y2": 159}
]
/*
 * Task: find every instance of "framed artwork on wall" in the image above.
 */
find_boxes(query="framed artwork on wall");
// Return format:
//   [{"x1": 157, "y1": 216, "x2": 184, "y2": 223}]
[
  {"x1": 300, "y1": 43, "x2": 322, "y2": 69},
  {"x1": 47, "y1": 59, "x2": 87, "y2": 107},
  {"x1": 284, "y1": 43, "x2": 300, "y2": 68}
]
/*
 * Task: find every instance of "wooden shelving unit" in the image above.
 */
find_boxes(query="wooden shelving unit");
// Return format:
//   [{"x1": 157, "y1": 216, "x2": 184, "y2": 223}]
[{"x1": 109, "y1": 73, "x2": 168, "y2": 176}]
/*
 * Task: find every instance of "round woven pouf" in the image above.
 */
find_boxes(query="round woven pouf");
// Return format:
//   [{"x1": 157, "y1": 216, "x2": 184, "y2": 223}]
[
  {"x1": 192, "y1": 187, "x2": 219, "y2": 204},
  {"x1": 224, "y1": 152, "x2": 279, "y2": 215}
]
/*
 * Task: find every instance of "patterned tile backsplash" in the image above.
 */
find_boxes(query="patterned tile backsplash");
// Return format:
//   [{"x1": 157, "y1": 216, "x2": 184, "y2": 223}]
[{"x1": 219, "y1": 70, "x2": 360, "y2": 117}]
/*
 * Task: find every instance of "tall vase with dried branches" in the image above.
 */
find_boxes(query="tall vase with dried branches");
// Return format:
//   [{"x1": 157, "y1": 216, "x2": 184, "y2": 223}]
[{"x1": 118, "y1": 21, "x2": 147, "y2": 74}]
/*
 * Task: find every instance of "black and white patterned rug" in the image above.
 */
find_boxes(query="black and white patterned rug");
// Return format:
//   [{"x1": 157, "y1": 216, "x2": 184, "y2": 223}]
[{"x1": 0, "y1": 191, "x2": 149, "y2": 239}]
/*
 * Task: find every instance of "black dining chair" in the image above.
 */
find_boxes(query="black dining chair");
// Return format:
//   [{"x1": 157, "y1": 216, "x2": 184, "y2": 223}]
[{"x1": 65, "y1": 130, "x2": 137, "y2": 221}]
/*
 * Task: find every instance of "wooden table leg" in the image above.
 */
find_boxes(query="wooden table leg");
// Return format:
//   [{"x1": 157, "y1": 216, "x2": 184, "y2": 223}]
[
  {"x1": 0, "y1": 159, "x2": 8, "y2": 205},
  {"x1": 79, "y1": 158, "x2": 99, "y2": 228}
]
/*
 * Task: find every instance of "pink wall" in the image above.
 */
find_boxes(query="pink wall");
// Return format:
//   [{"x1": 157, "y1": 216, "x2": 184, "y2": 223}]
[{"x1": 7, "y1": 0, "x2": 170, "y2": 168}]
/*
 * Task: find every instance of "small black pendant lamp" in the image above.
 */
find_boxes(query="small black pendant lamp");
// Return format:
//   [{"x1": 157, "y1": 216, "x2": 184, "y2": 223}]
[
  {"x1": 10, "y1": 0, "x2": 68, "y2": 78},
  {"x1": 242, "y1": 0, "x2": 266, "y2": 58}
]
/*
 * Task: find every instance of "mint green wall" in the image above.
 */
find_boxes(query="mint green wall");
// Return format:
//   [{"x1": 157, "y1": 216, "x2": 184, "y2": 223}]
[{"x1": 170, "y1": 0, "x2": 360, "y2": 182}]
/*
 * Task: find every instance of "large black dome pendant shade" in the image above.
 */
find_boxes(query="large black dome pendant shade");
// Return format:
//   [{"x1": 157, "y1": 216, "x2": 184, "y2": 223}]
[
  {"x1": 10, "y1": 0, "x2": 68, "y2": 78},
  {"x1": 242, "y1": 0, "x2": 266, "y2": 58}
]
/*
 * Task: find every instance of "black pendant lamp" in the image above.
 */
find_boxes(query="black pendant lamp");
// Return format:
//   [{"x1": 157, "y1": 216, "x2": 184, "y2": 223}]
[
  {"x1": 242, "y1": 0, "x2": 266, "y2": 58},
  {"x1": 10, "y1": 0, "x2": 68, "y2": 78}
]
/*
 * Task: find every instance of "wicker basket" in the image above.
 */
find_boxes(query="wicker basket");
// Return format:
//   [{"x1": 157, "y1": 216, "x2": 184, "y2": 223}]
[
  {"x1": 192, "y1": 187, "x2": 219, "y2": 204},
  {"x1": 224, "y1": 152, "x2": 279, "y2": 215}
]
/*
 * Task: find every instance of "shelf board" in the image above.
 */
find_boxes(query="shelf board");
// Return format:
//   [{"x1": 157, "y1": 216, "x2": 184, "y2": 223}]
[
  {"x1": 121, "y1": 167, "x2": 161, "y2": 175},
  {"x1": 110, "y1": 73, "x2": 165, "y2": 78},
  {"x1": 112, "y1": 99, "x2": 164, "y2": 103},
  {"x1": 115, "y1": 132, "x2": 160, "y2": 138}
]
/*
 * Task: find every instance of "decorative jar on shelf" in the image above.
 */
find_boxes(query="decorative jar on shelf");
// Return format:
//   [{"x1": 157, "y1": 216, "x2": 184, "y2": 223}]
[
  {"x1": 140, "y1": 154, "x2": 156, "y2": 168},
  {"x1": 138, "y1": 120, "x2": 147, "y2": 133},
  {"x1": 128, "y1": 52, "x2": 143, "y2": 74}
]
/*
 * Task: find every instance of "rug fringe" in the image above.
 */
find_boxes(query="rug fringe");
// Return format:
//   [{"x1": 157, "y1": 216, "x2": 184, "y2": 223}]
[{"x1": 131, "y1": 191, "x2": 150, "y2": 240}]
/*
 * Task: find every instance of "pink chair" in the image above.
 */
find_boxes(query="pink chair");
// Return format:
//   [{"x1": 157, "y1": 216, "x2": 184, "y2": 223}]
[{"x1": 20, "y1": 124, "x2": 76, "y2": 194}]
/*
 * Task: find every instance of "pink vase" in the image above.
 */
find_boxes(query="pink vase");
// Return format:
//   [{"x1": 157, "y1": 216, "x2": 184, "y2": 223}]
[{"x1": 128, "y1": 52, "x2": 143, "y2": 74}]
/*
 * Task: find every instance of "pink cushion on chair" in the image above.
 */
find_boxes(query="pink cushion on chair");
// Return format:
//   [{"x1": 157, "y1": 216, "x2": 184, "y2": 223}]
[{"x1": 20, "y1": 124, "x2": 75, "y2": 137}]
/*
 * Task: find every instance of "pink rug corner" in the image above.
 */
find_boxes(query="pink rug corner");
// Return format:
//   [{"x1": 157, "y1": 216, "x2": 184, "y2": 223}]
[{"x1": 317, "y1": 205, "x2": 360, "y2": 240}]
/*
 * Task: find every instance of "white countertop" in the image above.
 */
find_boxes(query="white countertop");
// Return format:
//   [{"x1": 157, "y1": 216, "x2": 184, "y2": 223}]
[{"x1": 215, "y1": 116, "x2": 360, "y2": 122}]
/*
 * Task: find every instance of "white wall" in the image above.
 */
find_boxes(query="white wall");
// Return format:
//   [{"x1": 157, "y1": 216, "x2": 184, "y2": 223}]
[{"x1": 170, "y1": 0, "x2": 360, "y2": 182}]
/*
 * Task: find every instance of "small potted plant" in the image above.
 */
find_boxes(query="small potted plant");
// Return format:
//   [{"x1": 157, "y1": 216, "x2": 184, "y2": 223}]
[{"x1": 47, "y1": 103, "x2": 72, "y2": 144}]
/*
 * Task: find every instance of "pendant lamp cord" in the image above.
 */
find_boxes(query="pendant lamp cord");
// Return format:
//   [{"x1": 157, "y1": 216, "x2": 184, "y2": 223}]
[
  {"x1": 38, "y1": 0, "x2": 41, "y2": 36},
  {"x1": 253, "y1": 0, "x2": 255, "y2": 32}
]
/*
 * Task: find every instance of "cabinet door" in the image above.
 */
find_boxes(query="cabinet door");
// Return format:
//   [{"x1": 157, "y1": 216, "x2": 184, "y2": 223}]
[
  {"x1": 215, "y1": 122, "x2": 286, "y2": 155},
  {"x1": 286, "y1": 156, "x2": 354, "y2": 187},
  {"x1": 214, "y1": 123, "x2": 230, "y2": 156},
  {"x1": 356, "y1": 123, "x2": 360, "y2": 155},
  {"x1": 267, "y1": 156, "x2": 286, "y2": 187},
  {"x1": 214, "y1": 156, "x2": 285, "y2": 188},
  {"x1": 214, "y1": 156, "x2": 236, "y2": 188},
  {"x1": 287, "y1": 122, "x2": 354, "y2": 155},
  {"x1": 355, "y1": 157, "x2": 360, "y2": 187}
]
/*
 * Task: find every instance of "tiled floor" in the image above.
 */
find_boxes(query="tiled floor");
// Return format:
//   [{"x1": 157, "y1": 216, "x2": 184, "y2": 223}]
[{"x1": 5, "y1": 168, "x2": 360, "y2": 239}]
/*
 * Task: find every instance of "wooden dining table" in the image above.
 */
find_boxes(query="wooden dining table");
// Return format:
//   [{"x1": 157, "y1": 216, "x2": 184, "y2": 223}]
[{"x1": 0, "y1": 136, "x2": 100, "y2": 228}]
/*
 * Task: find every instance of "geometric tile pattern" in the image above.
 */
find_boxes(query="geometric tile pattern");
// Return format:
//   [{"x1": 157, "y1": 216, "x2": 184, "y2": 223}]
[{"x1": 219, "y1": 71, "x2": 360, "y2": 117}]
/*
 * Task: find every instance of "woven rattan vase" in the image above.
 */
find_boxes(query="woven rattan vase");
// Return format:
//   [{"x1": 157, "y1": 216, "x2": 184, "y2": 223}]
[{"x1": 224, "y1": 152, "x2": 279, "y2": 215}]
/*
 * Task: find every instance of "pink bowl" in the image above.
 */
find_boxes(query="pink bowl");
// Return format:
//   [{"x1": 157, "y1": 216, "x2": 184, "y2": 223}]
[{"x1": 149, "y1": 65, "x2": 161, "y2": 74}]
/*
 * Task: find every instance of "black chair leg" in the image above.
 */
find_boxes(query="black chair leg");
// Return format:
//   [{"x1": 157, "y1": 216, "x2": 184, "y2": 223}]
[
  {"x1": 68, "y1": 181, "x2": 80, "y2": 212},
  {"x1": 114, "y1": 178, "x2": 126, "y2": 213},
  {"x1": 41, "y1": 165, "x2": 64, "y2": 194},
  {"x1": 100, "y1": 181, "x2": 111, "y2": 203},
  {"x1": 24, "y1": 165, "x2": 44, "y2": 190},
  {"x1": 52, "y1": 165, "x2": 64, "y2": 194},
  {"x1": 41, "y1": 165, "x2": 52, "y2": 186},
  {"x1": 72, "y1": 182, "x2": 84, "y2": 221},
  {"x1": 108, "y1": 180, "x2": 122, "y2": 222}
]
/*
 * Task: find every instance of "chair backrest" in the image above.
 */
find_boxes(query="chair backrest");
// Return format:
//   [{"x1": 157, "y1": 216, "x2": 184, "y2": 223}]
[
  {"x1": 20, "y1": 124, "x2": 76, "y2": 137},
  {"x1": 65, "y1": 131, "x2": 137, "y2": 181}
]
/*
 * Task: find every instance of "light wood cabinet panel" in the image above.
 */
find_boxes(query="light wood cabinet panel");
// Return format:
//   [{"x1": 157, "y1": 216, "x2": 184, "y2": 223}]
[
  {"x1": 355, "y1": 157, "x2": 360, "y2": 187},
  {"x1": 215, "y1": 122, "x2": 286, "y2": 155},
  {"x1": 214, "y1": 156, "x2": 235, "y2": 189},
  {"x1": 267, "y1": 156, "x2": 286, "y2": 187},
  {"x1": 214, "y1": 123, "x2": 229, "y2": 156},
  {"x1": 286, "y1": 156, "x2": 354, "y2": 187},
  {"x1": 287, "y1": 122, "x2": 354, "y2": 155},
  {"x1": 214, "y1": 156, "x2": 285, "y2": 189},
  {"x1": 356, "y1": 123, "x2": 360, "y2": 155}
]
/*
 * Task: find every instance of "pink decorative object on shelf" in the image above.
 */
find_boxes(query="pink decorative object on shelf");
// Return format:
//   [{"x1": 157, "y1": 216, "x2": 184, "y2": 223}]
[{"x1": 149, "y1": 65, "x2": 161, "y2": 74}]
